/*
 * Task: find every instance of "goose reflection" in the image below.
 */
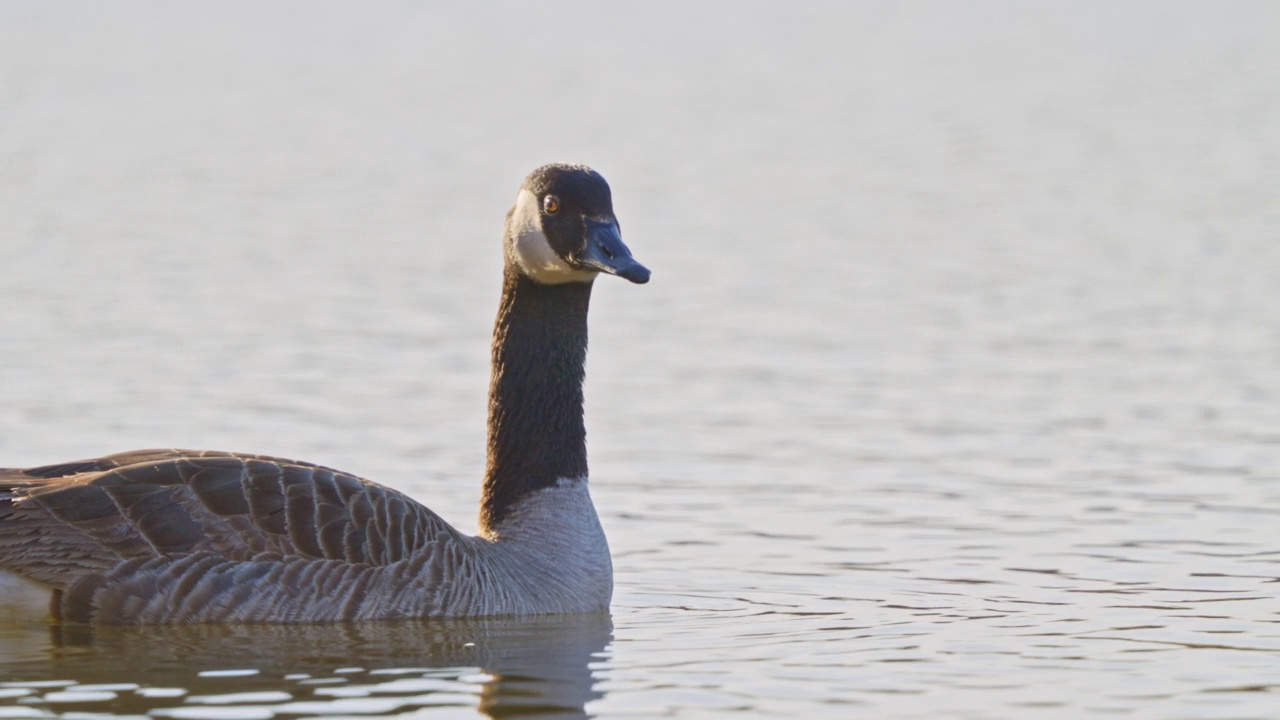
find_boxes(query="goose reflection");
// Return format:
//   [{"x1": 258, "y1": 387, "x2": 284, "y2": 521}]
[{"x1": 0, "y1": 614, "x2": 612, "y2": 719}]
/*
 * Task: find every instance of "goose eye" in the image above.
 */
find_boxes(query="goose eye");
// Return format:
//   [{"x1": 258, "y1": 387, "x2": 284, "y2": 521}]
[{"x1": 543, "y1": 195, "x2": 560, "y2": 215}]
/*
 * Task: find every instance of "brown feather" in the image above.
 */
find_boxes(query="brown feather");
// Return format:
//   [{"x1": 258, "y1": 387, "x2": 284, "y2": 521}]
[{"x1": 0, "y1": 450, "x2": 470, "y2": 621}]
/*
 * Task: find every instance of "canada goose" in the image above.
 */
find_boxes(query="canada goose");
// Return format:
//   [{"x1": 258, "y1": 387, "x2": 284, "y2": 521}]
[{"x1": 0, "y1": 163, "x2": 648, "y2": 624}]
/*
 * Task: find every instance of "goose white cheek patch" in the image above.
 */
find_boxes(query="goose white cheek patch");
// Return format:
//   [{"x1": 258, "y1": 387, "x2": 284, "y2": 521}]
[{"x1": 508, "y1": 189, "x2": 598, "y2": 284}]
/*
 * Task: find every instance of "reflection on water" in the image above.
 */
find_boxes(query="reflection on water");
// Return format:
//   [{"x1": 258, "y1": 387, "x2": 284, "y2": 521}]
[{"x1": 0, "y1": 615, "x2": 611, "y2": 719}]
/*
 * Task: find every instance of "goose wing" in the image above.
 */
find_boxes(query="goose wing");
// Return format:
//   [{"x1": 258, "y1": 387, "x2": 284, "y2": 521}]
[{"x1": 0, "y1": 449, "x2": 461, "y2": 590}]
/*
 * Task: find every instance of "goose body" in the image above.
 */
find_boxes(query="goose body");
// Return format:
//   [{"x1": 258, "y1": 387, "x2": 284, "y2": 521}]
[{"x1": 0, "y1": 164, "x2": 648, "y2": 624}]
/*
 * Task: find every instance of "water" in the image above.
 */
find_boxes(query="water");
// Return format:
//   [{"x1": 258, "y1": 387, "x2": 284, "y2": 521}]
[{"x1": 1, "y1": 1, "x2": 1278, "y2": 717}]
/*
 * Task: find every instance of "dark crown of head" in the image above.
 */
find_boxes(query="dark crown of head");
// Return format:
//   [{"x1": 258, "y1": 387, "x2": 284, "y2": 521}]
[{"x1": 523, "y1": 164, "x2": 613, "y2": 216}]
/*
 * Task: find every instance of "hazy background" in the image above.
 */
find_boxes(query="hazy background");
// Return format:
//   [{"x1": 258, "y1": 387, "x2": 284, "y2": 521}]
[{"x1": 1, "y1": 2, "x2": 1278, "y2": 718}]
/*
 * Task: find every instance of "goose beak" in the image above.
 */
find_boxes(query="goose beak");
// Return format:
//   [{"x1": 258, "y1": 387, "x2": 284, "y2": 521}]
[{"x1": 578, "y1": 218, "x2": 651, "y2": 284}]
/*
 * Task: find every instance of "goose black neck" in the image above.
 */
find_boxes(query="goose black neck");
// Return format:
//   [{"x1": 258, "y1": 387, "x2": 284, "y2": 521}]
[{"x1": 480, "y1": 270, "x2": 593, "y2": 532}]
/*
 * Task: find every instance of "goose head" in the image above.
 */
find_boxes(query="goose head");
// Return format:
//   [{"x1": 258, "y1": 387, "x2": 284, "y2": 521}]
[{"x1": 504, "y1": 164, "x2": 650, "y2": 285}]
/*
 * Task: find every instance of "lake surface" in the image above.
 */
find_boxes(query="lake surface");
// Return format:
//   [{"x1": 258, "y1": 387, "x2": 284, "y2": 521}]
[{"x1": 1, "y1": 1, "x2": 1278, "y2": 718}]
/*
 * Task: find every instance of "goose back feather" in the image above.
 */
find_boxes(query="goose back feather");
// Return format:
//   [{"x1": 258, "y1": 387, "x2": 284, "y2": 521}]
[{"x1": 0, "y1": 450, "x2": 468, "y2": 622}]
